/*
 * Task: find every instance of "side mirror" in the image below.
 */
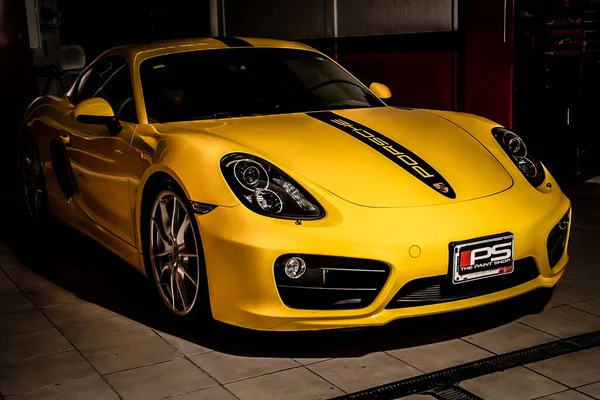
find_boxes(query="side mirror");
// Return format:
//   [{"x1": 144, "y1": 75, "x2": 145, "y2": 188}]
[
  {"x1": 369, "y1": 82, "x2": 392, "y2": 100},
  {"x1": 73, "y1": 98, "x2": 122, "y2": 135}
]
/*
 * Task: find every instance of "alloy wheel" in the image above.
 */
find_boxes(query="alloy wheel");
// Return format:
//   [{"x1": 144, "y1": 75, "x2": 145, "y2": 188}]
[
  {"x1": 149, "y1": 190, "x2": 201, "y2": 316},
  {"x1": 20, "y1": 137, "x2": 46, "y2": 222}
]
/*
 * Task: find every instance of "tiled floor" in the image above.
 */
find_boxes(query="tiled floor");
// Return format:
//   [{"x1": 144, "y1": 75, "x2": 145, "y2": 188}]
[{"x1": 0, "y1": 183, "x2": 599, "y2": 399}]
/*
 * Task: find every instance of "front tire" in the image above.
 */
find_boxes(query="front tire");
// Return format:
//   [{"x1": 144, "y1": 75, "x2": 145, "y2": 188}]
[{"x1": 145, "y1": 184, "x2": 210, "y2": 320}]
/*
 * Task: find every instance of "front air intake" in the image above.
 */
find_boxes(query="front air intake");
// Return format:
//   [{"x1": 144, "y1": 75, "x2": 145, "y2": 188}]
[
  {"x1": 386, "y1": 257, "x2": 540, "y2": 309},
  {"x1": 547, "y1": 210, "x2": 570, "y2": 268},
  {"x1": 274, "y1": 255, "x2": 390, "y2": 310}
]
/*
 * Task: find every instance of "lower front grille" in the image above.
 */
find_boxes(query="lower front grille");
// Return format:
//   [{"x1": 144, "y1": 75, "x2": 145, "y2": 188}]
[
  {"x1": 386, "y1": 257, "x2": 540, "y2": 309},
  {"x1": 274, "y1": 255, "x2": 390, "y2": 310}
]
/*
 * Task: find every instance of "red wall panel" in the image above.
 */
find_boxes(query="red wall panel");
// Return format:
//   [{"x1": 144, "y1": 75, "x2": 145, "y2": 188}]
[
  {"x1": 339, "y1": 52, "x2": 455, "y2": 110},
  {"x1": 463, "y1": 0, "x2": 515, "y2": 128}
]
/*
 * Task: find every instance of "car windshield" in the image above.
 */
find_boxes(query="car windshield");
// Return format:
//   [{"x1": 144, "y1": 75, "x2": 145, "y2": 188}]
[{"x1": 139, "y1": 48, "x2": 386, "y2": 123}]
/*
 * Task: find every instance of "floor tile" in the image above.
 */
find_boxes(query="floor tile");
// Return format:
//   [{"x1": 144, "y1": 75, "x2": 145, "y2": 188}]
[
  {"x1": 0, "y1": 269, "x2": 19, "y2": 295},
  {"x1": 307, "y1": 352, "x2": 421, "y2": 393},
  {"x1": 8, "y1": 376, "x2": 118, "y2": 400},
  {"x1": 0, "y1": 257, "x2": 23, "y2": 273},
  {"x1": 3, "y1": 267, "x2": 52, "y2": 291},
  {"x1": 569, "y1": 244, "x2": 600, "y2": 265},
  {"x1": 190, "y1": 352, "x2": 298, "y2": 384},
  {"x1": 105, "y1": 358, "x2": 216, "y2": 400},
  {"x1": 0, "y1": 292, "x2": 35, "y2": 315},
  {"x1": 464, "y1": 322, "x2": 557, "y2": 354},
  {"x1": 226, "y1": 366, "x2": 343, "y2": 400},
  {"x1": 570, "y1": 298, "x2": 600, "y2": 317},
  {"x1": 578, "y1": 381, "x2": 600, "y2": 398},
  {"x1": 546, "y1": 297, "x2": 566, "y2": 309},
  {"x1": 0, "y1": 350, "x2": 96, "y2": 395},
  {"x1": 0, "y1": 328, "x2": 72, "y2": 363},
  {"x1": 536, "y1": 390, "x2": 595, "y2": 399},
  {"x1": 550, "y1": 279, "x2": 600, "y2": 306},
  {"x1": 518, "y1": 306, "x2": 600, "y2": 338},
  {"x1": 527, "y1": 350, "x2": 600, "y2": 387},
  {"x1": 61, "y1": 316, "x2": 180, "y2": 374},
  {"x1": 402, "y1": 396, "x2": 435, "y2": 400},
  {"x1": 460, "y1": 366, "x2": 567, "y2": 400},
  {"x1": 387, "y1": 339, "x2": 492, "y2": 372},
  {"x1": 43, "y1": 301, "x2": 117, "y2": 326},
  {"x1": 168, "y1": 386, "x2": 239, "y2": 400},
  {"x1": 0, "y1": 309, "x2": 51, "y2": 337},
  {"x1": 566, "y1": 272, "x2": 600, "y2": 289},
  {"x1": 25, "y1": 284, "x2": 80, "y2": 308},
  {"x1": 292, "y1": 357, "x2": 331, "y2": 366},
  {"x1": 562, "y1": 261, "x2": 600, "y2": 278},
  {"x1": 567, "y1": 260, "x2": 600, "y2": 274},
  {"x1": 155, "y1": 330, "x2": 213, "y2": 357}
]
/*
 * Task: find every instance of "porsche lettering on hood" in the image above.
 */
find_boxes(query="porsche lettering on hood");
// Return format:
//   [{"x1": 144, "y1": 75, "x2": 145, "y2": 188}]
[
  {"x1": 168, "y1": 107, "x2": 514, "y2": 208},
  {"x1": 308, "y1": 111, "x2": 456, "y2": 199}
]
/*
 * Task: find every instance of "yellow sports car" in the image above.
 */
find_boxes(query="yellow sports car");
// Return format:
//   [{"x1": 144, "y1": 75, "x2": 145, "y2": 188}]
[{"x1": 18, "y1": 37, "x2": 571, "y2": 331}]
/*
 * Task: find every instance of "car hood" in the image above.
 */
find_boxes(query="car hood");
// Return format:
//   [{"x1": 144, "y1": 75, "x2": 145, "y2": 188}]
[{"x1": 165, "y1": 107, "x2": 513, "y2": 208}]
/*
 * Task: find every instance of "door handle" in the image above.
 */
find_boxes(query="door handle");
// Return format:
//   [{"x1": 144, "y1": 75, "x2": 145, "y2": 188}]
[{"x1": 58, "y1": 132, "x2": 71, "y2": 146}]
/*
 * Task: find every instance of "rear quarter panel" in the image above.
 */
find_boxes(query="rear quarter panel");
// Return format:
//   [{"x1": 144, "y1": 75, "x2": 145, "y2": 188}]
[{"x1": 20, "y1": 96, "x2": 75, "y2": 217}]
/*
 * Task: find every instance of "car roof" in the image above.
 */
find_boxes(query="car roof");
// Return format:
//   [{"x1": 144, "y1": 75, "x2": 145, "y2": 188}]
[{"x1": 105, "y1": 37, "x2": 319, "y2": 62}]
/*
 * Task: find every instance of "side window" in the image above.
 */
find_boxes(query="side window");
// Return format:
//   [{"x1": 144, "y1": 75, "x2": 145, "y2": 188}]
[
  {"x1": 75, "y1": 57, "x2": 138, "y2": 123},
  {"x1": 75, "y1": 67, "x2": 101, "y2": 104}
]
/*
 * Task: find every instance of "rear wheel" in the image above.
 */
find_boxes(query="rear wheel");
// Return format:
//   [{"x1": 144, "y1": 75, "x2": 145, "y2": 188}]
[
  {"x1": 18, "y1": 133, "x2": 49, "y2": 225},
  {"x1": 146, "y1": 185, "x2": 209, "y2": 320}
]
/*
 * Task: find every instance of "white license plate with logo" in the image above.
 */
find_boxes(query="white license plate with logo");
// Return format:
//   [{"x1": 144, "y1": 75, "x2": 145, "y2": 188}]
[{"x1": 451, "y1": 234, "x2": 515, "y2": 284}]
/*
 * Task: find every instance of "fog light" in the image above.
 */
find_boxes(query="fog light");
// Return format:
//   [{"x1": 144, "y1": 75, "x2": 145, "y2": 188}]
[{"x1": 283, "y1": 257, "x2": 306, "y2": 279}]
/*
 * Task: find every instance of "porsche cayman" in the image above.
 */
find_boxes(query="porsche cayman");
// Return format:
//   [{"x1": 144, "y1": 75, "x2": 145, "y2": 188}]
[{"x1": 17, "y1": 37, "x2": 571, "y2": 331}]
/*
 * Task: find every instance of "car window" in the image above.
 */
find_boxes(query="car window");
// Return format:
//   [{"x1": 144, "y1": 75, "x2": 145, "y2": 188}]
[
  {"x1": 75, "y1": 56, "x2": 138, "y2": 123},
  {"x1": 139, "y1": 48, "x2": 385, "y2": 123}
]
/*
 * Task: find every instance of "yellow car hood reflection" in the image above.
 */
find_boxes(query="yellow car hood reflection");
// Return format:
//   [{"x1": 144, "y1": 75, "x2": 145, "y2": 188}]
[{"x1": 166, "y1": 106, "x2": 513, "y2": 208}]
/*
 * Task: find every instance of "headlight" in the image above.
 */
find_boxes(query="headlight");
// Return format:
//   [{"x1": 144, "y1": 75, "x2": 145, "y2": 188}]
[
  {"x1": 492, "y1": 127, "x2": 546, "y2": 187},
  {"x1": 220, "y1": 153, "x2": 325, "y2": 220}
]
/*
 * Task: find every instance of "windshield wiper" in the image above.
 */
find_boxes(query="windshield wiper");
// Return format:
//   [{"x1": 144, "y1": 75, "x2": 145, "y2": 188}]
[
  {"x1": 322, "y1": 104, "x2": 372, "y2": 111},
  {"x1": 193, "y1": 111, "x2": 241, "y2": 120},
  {"x1": 193, "y1": 111, "x2": 271, "y2": 120}
]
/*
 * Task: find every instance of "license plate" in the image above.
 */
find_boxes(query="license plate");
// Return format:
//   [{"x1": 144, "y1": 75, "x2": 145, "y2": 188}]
[{"x1": 451, "y1": 234, "x2": 515, "y2": 284}]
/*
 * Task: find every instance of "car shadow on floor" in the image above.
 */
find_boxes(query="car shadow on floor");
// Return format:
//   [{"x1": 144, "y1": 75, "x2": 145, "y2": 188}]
[{"x1": 1, "y1": 210, "x2": 554, "y2": 360}]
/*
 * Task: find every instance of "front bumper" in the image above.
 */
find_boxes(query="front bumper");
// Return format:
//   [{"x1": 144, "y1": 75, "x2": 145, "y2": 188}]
[{"x1": 196, "y1": 184, "x2": 571, "y2": 331}]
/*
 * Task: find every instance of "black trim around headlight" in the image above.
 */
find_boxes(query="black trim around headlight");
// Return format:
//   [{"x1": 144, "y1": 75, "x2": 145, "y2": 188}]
[
  {"x1": 220, "y1": 153, "x2": 325, "y2": 220},
  {"x1": 491, "y1": 127, "x2": 546, "y2": 188}
]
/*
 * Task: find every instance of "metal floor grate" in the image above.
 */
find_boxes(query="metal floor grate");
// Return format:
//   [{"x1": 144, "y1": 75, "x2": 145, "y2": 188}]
[
  {"x1": 430, "y1": 386, "x2": 484, "y2": 400},
  {"x1": 332, "y1": 329, "x2": 600, "y2": 400}
]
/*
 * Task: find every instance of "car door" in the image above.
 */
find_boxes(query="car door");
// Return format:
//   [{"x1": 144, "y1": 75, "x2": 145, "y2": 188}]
[{"x1": 60, "y1": 55, "x2": 138, "y2": 245}]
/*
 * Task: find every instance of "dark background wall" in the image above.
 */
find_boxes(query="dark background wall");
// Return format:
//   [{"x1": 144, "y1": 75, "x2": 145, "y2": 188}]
[
  {"x1": 0, "y1": 0, "x2": 503, "y2": 189},
  {"x1": 57, "y1": 0, "x2": 211, "y2": 59},
  {"x1": 2, "y1": 0, "x2": 596, "y2": 184},
  {"x1": 0, "y1": 0, "x2": 37, "y2": 186},
  {"x1": 3, "y1": 0, "x2": 461, "y2": 120},
  {"x1": 221, "y1": 0, "x2": 460, "y2": 112},
  {"x1": 223, "y1": 0, "x2": 328, "y2": 39}
]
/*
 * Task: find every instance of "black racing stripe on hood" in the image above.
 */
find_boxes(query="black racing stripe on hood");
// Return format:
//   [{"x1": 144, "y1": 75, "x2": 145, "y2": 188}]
[
  {"x1": 215, "y1": 37, "x2": 253, "y2": 47},
  {"x1": 307, "y1": 111, "x2": 456, "y2": 199}
]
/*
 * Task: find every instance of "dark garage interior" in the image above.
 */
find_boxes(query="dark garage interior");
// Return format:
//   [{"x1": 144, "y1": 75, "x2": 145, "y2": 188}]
[{"x1": 1, "y1": 1, "x2": 600, "y2": 399}]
